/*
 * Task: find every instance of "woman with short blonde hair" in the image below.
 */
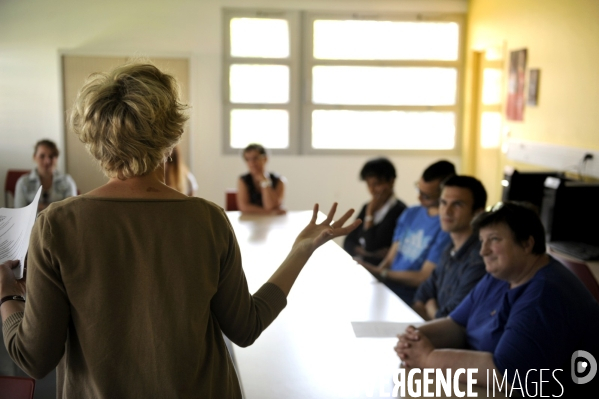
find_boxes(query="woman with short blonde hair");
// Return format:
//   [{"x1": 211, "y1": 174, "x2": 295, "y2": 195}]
[
  {"x1": 1, "y1": 62, "x2": 359, "y2": 398},
  {"x1": 70, "y1": 62, "x2": 188, "y2": 179}
]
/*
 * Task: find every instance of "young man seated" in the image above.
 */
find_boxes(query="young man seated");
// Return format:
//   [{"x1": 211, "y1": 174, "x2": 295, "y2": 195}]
[
  {"x1": 412, "y1": 175, "x2": 487, "y2": 320},
  {"x1": 343, "y1": 158, "x2": 407, "y2": 265},
  {"x1": 356, "y1": 160, "x2": 455, "y2": 304}
]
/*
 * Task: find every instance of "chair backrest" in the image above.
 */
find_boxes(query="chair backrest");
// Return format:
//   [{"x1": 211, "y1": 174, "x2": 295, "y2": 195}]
[
  {"x1": 0, "y1": 375, "x2": 36, "y2": 399},
  {"x1": 554, "y1": 255, "x2": 599, "y2": 302},
  {"x1": 226, "y1": 189, "x2": 239, "y2": 211},
  {"x1": 4, "y1": 169, "x2": 30, "y2": 208}
]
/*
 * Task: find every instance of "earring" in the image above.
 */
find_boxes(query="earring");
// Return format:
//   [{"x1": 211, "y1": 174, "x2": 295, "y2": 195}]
[{"x1": 168, "y1": 156, "x2": 173, "y2": 162}]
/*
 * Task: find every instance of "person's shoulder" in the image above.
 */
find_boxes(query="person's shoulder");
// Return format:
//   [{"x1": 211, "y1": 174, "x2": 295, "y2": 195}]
[
  {"x1": 60, "y1": 172, "x2": 76, "y2": 183},
  {"x1": 270, "y1": 172, "x2": 286, "y2": 185},
  {"x1": 403, "y1": 205, "x2": 424, "y2": 217},
  {"x1": 528, "y1": 258, "x2": 574, "y2": 289},
  {"x1": 514, "y1": 259, "x2": 599, "y2": 323},
  {"x1": 53, "y1": 171, "x2": 77, "y2": 189},
  {"x1": 396, "y1": 205, "x2": 424, "y2": 226},
  {"x1": 531, "y1": 257, "x2": 595, "y2": 299},
  {"x1": 391, "y1": 198, "x2": 407, "y2": 213},
  {"x1": 239, "y1": 173, "x2": 251, "y2": 182},
  {"x1": 37, "y1": 195, "x2": 84, "y2": 222},
  {"x1": 175, "y1": 196, "x2": 225, "y2": 215},
  {"x1": 509, "y1": 258, "x2": 589, "y2": 313},
  {"x1": 15, "y1": 170, "x2": 35, "y2": 185}
]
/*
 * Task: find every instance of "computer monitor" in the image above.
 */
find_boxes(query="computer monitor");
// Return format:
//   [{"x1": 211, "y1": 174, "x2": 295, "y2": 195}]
[
  {"x1": 540, "y1": 178, "x2": 599, "y2": 246},
  {"x1": 501, "y1": 166, "x2": 561, "y2": 212}
]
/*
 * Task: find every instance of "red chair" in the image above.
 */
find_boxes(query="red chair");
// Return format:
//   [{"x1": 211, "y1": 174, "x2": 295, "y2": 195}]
[
  {"x1": 4, "y1": 169, "x2": 30, "y2": 208},
  {"x1": 226, "y1": 189, "x2": 239, "y2": 211},
  {"x1": 0, "y1": 375, "x2": 36, "y2": 399},
  {"x1": 552, "y1": 253, "x2": 599, "y2": 302}
]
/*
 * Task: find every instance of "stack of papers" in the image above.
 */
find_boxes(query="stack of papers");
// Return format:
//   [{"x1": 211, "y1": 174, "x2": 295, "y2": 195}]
[{"x1": 0, "y1": 187, "x2": 42, "y2": 279}]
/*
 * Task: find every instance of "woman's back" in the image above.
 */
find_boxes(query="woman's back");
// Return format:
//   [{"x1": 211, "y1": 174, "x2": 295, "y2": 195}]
[
  {"x1": 5, "y1": 195, "x2": 286, "y2": 398},
  {"x1": 2, "y1": 63, "x2": 359, "y2": 398}
]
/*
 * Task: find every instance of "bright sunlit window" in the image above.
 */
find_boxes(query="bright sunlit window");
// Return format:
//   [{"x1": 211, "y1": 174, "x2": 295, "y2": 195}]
[
  {"x1": 313, "y1": 20, "x2": 459, "y2": 61},
  {"x1": 223, "y1": 10, "x2": 464, "y2": 154},
  {"x1": 230, "y1": 18, "x2": 290, "y2": 58},
  {"x1": 312, "y1": 66, "x2": 457, "y2": 106}
]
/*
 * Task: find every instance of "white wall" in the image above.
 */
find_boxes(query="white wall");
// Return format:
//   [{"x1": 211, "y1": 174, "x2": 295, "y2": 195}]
[{"x1": 0, "y1": 0, "x2": 466, "y2": 209}]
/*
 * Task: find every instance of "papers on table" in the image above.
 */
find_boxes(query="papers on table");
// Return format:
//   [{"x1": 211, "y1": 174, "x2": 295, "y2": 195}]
[
  {"x1": 0, "y1": 187, "x2": 42, "y2": 279},
  {"x1": 351, "y1": 321, "x2": 425, "y2": 338}
]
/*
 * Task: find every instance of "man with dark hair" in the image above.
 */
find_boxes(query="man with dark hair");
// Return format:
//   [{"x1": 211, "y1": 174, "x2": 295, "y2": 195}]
[
  {"x1": 357, "y1": 160, "x2": 455, "y2": 304},
  {"x1": 343, "y1": 158, "x2": 407, "y2": 264},
  {"x1": 412, "y1": 175, "x2": 488, "y2": 320}
]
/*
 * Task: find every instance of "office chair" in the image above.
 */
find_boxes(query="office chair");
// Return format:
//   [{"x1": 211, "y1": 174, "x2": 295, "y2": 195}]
[
  {"x1": 0, "y1": 375, "x2": 36, "y2": 399},
  {"x1": 4, "y1": 169, "x2": 30, "y2": 208},
  {"x1": 226, "y1": 189, "x2": 239, "y2": 211},
  {"x1": 552, "y1": 253, "x2": 599, "y2": 302}
]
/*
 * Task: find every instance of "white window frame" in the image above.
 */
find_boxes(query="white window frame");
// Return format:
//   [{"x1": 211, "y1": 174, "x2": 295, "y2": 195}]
[
  {"x1": 222, "y1": 9, "x2": 301, "y2": 155},
  {"x1": 223, "y1": 9, "x2": 466, "y2": 155}
]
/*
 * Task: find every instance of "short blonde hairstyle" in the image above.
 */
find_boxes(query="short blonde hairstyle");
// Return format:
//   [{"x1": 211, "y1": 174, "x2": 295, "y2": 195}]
[{"x1": 70, "y1": 63, "x2": 189, "y2": 179}]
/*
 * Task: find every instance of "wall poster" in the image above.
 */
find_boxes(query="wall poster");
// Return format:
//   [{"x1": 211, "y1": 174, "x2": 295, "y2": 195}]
[
  {"x1": 527, "y1": 68, "x2": 540, "y2": 106},
  {"x1": 506, "y1": 48, "x2": 527, "y2": 121}
]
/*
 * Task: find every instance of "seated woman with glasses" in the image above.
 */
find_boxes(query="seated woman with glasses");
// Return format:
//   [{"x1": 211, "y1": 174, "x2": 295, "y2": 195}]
[
  {"x1": 395, "y1": 202, "x2": 599, "y2": 397},
  {"x1": 236, "y1": 143, "x2": 286, "y2": 215},
  {"x1": 14, "y1": 139, "x2": 78, "y2": 211}
]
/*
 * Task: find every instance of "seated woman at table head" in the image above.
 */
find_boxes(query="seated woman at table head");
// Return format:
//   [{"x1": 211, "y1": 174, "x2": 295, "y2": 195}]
[
  {"x1": 236, "y1": 143, "x2": 286, "y2": 215},
  {"x1": 0, "y1": 62, "x2": 360, "y2": 399},
  {"x1": 164, "y1": 145, "x2": 198, "y2": 196},
  {"x1": 14, "y1": 139, "x2": 78, "y2": 211},
  {"x1": 343, "y1": 157, "x2": 407, "y2": 265},
  {"x1": 395, "y1": 202, "x2": 599, "y2": 397}
]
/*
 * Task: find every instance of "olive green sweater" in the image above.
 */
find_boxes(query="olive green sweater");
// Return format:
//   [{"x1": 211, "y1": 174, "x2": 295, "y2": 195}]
[{"x1": 3, "y1": 196, "x2": 287, "y2": 398}]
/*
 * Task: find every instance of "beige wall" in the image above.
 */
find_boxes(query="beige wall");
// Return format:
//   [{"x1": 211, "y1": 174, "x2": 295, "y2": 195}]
[
  {"x1": 0, "y1": 0, "x2": 466, "y2": 208},
  {"x1": 463, "y1": 0, "x2": 599, "y2": 180}
]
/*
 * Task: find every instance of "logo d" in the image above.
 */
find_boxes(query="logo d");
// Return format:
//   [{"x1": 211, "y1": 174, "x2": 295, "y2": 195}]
[{"x1": 571, "y1": 350, "x2": 597, "y2": 384}]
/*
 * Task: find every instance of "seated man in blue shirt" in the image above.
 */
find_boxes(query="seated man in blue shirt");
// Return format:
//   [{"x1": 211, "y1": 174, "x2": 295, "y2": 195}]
[
  {"x1": 356, "y1": 160, "x2": 455, "y2": 304},
  {"x1": 412, "y1": 175, "x2": 488, "y2": 320},
  {"x1": 343, "y1": 158, "x2": 407, "y2": 265}
]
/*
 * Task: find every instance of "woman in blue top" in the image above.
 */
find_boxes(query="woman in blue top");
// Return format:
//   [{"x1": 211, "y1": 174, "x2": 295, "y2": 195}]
[{"x1": 395, "y1": 202, "x2": 599, "y2": 397}]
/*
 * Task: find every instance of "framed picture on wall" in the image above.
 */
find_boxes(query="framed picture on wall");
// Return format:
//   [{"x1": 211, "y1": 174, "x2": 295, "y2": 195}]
[
  {"x1": 506, "y1": 49, "x2": 527, "y2": 121},
  {"x1": 527, "y1": 69, "x2": 540, "y2": 106}
]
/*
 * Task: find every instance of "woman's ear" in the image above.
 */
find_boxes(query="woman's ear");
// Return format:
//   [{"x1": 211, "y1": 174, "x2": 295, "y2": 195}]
[{"x1": 522, "y1": 236, "x2": 535, "y2": 253}]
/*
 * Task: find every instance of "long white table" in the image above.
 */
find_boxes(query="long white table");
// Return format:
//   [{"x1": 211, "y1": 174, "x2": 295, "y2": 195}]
[{"x1": 227, "y1": 211, "x2": 423, "y2": 399}]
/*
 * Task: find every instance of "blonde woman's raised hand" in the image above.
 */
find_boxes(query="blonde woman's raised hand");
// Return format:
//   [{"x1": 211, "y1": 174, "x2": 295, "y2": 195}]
[{"x1": 292, "y1": 203, "x2": 361, "y2": 255}]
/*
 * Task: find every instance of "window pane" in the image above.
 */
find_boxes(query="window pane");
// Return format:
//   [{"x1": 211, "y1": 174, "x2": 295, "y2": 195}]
[
  {"x1": 482, "y1": 69, "x2": 502, "y2": 105},
  {"x1": 230, "y1": 65, "x2": 289, "y2": 104},
  {"x1": 230, "y1": 18, "x2": 289, "y2": 58},
  {"x1": 480, "y1": 112, "x2": 501, "y2": 148},
  {"x1": 312, "y1": 110, "x2": 455, "y2": 149},
  {"x1": 230, "y1": 109, "x2": 289, "y2": 149},
  {"x1": 314, "y1": 20, "x2": 459, "y2": 60},
  {"x1": 313, "y1": 66, "x2": 456, "y2": 106}
]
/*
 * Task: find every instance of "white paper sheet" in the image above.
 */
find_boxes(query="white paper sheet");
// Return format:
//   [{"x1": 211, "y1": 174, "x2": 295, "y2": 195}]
[
  {"x1": 351, "y1": 321, "x2": 425, "y2": 338},
  {"x1": 0, "y1": 187, "x2": 42, "y2": 279}
]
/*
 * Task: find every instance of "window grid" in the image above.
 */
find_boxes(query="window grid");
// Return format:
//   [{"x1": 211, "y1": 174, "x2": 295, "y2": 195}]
[{"x1": 223, "y1": 9, "x2": 466, "y2": 155}]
